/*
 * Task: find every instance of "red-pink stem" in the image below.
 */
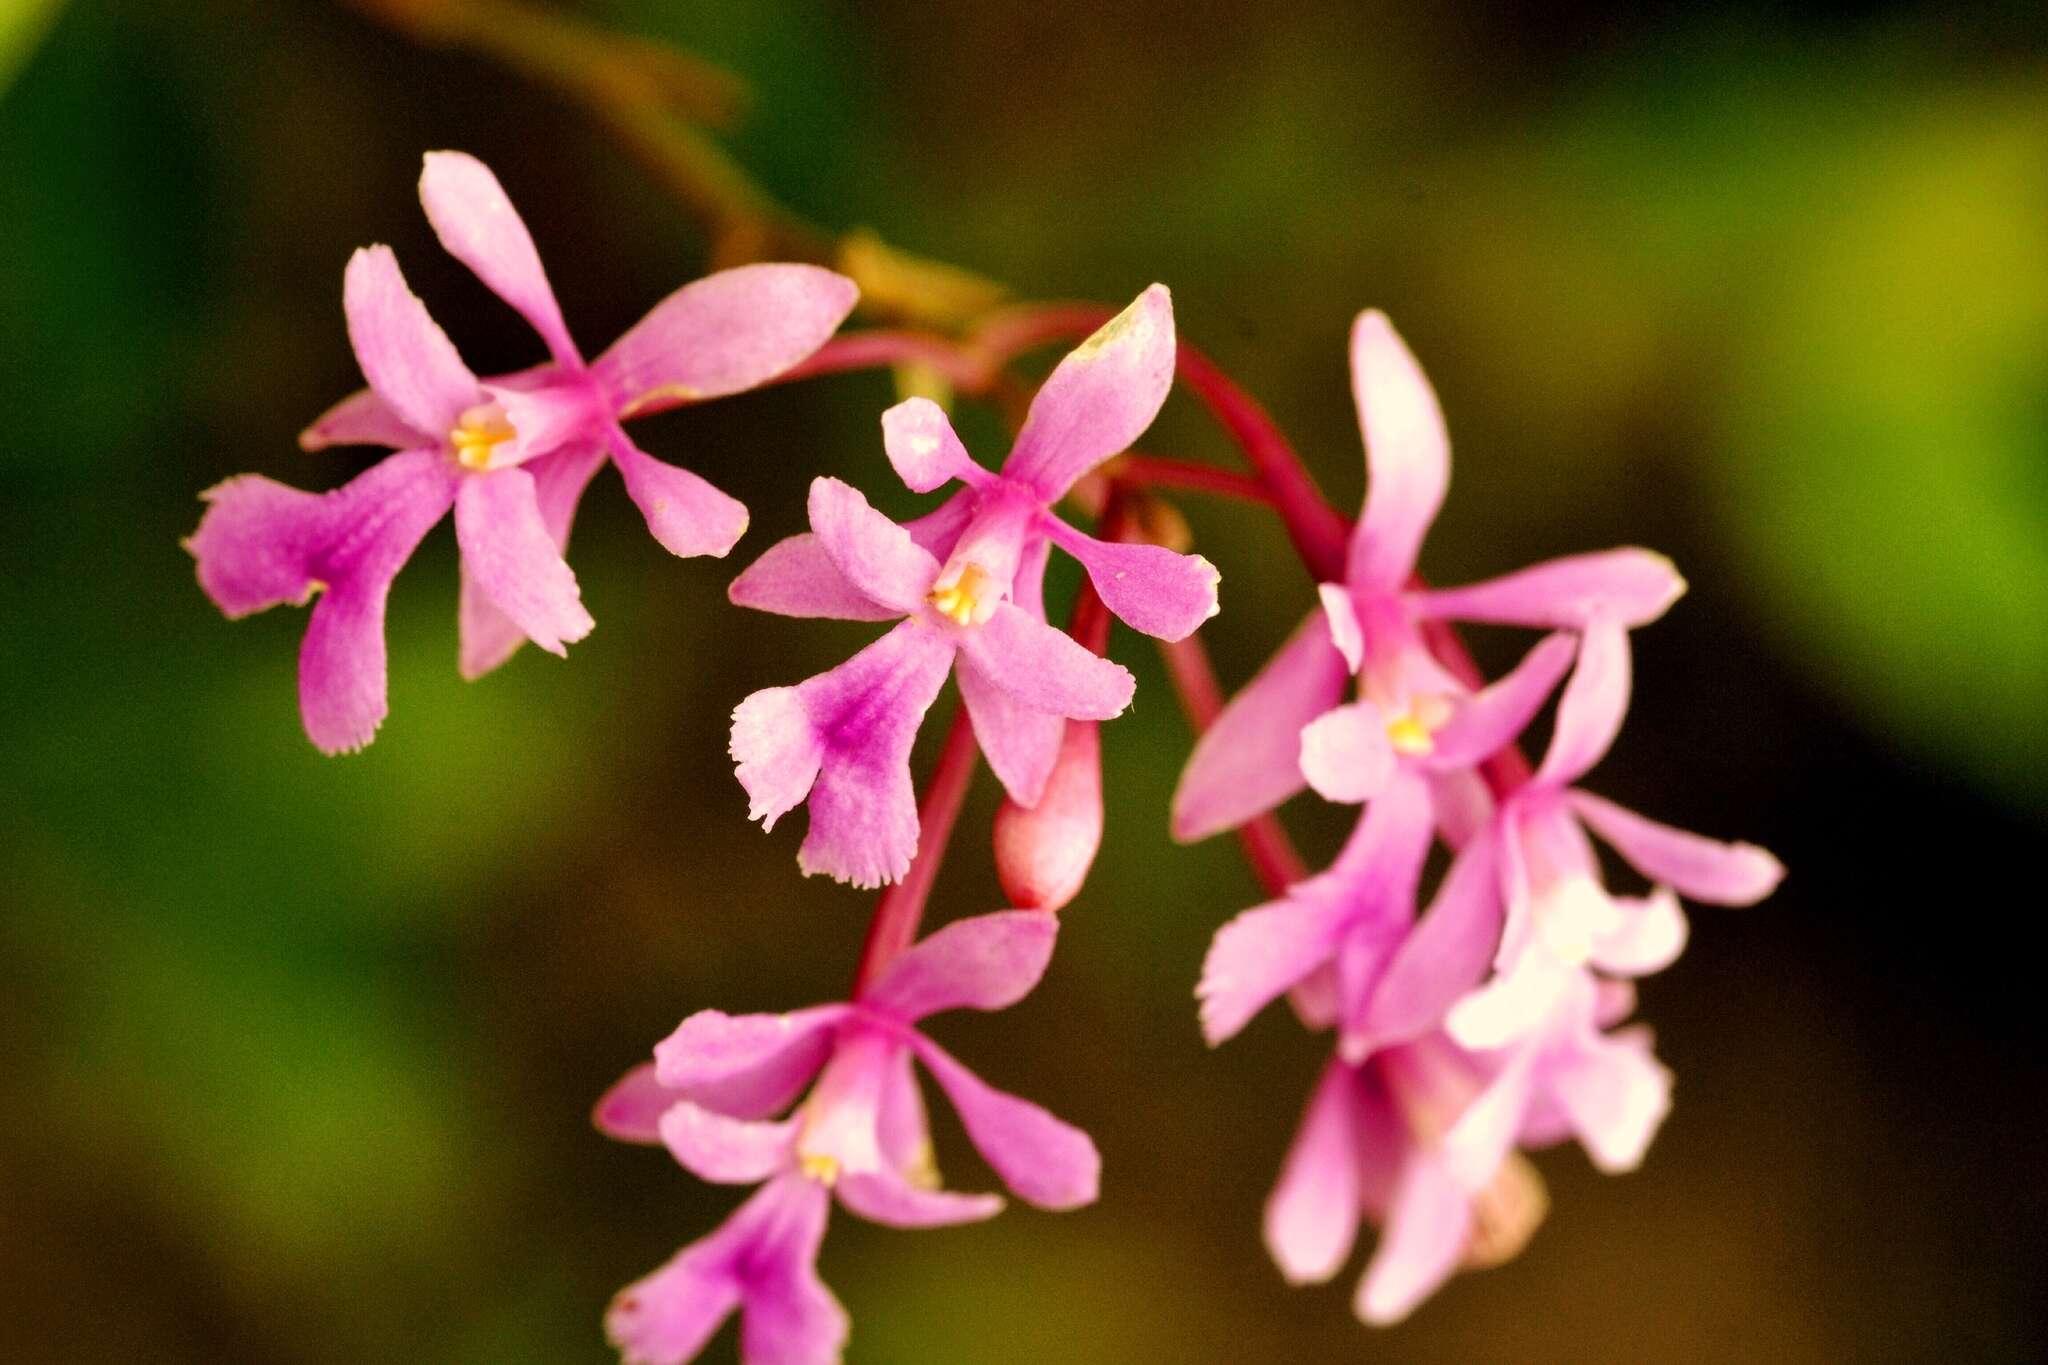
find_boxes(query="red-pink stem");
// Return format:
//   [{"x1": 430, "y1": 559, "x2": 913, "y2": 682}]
[
  {"x1": 851, "y1": 707, "x2": 980, "y2": 992},
  {"x1": 779, "y1": 330, "x2": 998, "y2": 394},
  {"x1": 1111, "y1": 454, "x2": 1274, "y2": 506}
]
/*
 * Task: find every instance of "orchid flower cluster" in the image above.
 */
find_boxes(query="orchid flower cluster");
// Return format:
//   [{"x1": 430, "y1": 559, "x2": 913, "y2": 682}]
[{"x1": 188, "y1": 152, "x2": 1781, "y2": 1362}]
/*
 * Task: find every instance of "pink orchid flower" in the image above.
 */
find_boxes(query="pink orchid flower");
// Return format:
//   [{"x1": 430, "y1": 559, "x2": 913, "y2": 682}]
[
  {"x1": 728, "y1": 285, "x2": 1221, "y2": 887},
  {"x1": 1265, "y1": 1035, "x2": 1549, "y2": 1326},
  {"x1": 593, "y1": 911, "x2": 1096, "y2": 1364},
  {"x1": 187, "y1": 151, "x2": 858, "y2": 752},
  {"x1": 1172, "y1": 310, "x2": 1685, "y2": 842}
]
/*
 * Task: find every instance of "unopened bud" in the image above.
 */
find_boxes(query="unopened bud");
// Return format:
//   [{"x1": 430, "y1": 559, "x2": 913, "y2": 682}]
[{"x1": 993, "y1": 721, "x2": 1102, "y2": 911}]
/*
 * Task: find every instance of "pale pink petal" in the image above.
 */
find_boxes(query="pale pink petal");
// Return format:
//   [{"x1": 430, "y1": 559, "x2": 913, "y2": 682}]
[
  {"x1": 652, "y1": 1005, "x2": 850, "y2": 1116},
  {"x1": 738, "y1": 1228, "x2": 847, "y2": 1365},
  {"x1": 728, "y1": 532, "x2": 898, "y2": 622},
  {"x1": 1415, "y1": 548, "x2": 1686, "y2": 629},
  {"x1": 875, "y1": 1045, "x2": 932, "y2": 1179},
  {"x1": 605, "y1": 1247, "x2": 740, "y2": 1365},
  {"x1": 1318, "y1": 583, "x2": 1365, "y2": 673},
  {"x1": 1534, "y1": 619, "x2": 1631, "y2": 789},
  {"x1": 341, "y1": 245, "x2": 478, "y2": 437},
  {"x1": 1427, "y1": 632, "x2": 1577, "y2": 770},
  {"x1": 1550, "y1": 1025, "x2": 1672, "y2": 1173},
  {"x1": 902, "y1": 490, "x2": 974, "y2": 563},
  {"x1": 1359, "y1": 836, "x2": 1502, "y2": 1049},
  {"x1": 1299, "y1": 701, "x2": 1396, "y2": 806},
  {"x1": 453, "y1": 467, "x2": 593, "y2": 655},
  {"x1": 481, "y1": 381, "x2": 603, "y2": 469},
  {"x1": 730, "y1": 622, "x2": 957, "y2": 888},
  {"x1": 658, "y1": 1103, "x2": 799, "y2": 1184},
  {"x1": 880, "y1": 397, "x2": 989, "y2": 492},
  {"x1": 1003, "y1": 284, "x2": 1176, "y2": 499},
  {"x1": 835, "y1": 1172, "x2": 1004, "y2": 1228},
  {"x1": 1264, "y1": 1060, "x2": 1364, "y2": 1285},
  {"x1": 1044, "y1": 519, "x2": 1219, "y2": 642},
  {"x1": 417, "y1": 150, "x2": 580, "y2": 366},
  {"x1": 1589, "y1": 888, "x2": 1689, "y2": 977},
  {"x1": 298, "y1": 386, "x2": 422, "y2": 451},
  {"x1": 807, "y1": 477, "x2": 938, "y2": 615},
  {"x1": 458, "y1": 442, "x2": 607, "y2": 679},
  {"x1": 1171, "y1": 611, "x2": 1349, "y2": 841},
  {"x1": 1199, "y1": 881, "x2": 1354, "y2": 1046},
  {"x1": 862, "y1": 910, "x2": 1058, "y2": 1023},
  {"x1": 956, "y1": 604, "x2": 1134, "y2": 721},
  {"x1": 1569, "y1": 791, "x2": 1786, "y2": 906},
  {"x1": 1440, "y1": 1051, "x2": 1537, "y2": 1192},
  {"x1": 1446, "y1": 952, "x2": 1573, "y2": 1053},
  {"x1": 611, "y1": 430, "x2": 750, "y2": 559},
  {"x1": 1355, "y1": 1155, "x2": 1472, "y2": 1326},
  {"x1": 592, "y1": 1062, "x2": 683, "y2": 1144},
  {"x1": 957, "y1": 652, "x2": 1065, "y2": 808},
  {"x1": 1347, "y1": 311, "x2": 1449, "y2": 592},
  {"x1": 598, "y1": 263, "x2": 858, "y2": 415},
  {"x1": 909, "y1": 1034, "x2": 1099, "y2": 1210}
]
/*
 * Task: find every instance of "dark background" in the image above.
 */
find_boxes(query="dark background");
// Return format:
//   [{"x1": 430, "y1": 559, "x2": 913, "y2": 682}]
[{"x1": 3, "y1": 1, "x2": 2045, "y2": 1360}]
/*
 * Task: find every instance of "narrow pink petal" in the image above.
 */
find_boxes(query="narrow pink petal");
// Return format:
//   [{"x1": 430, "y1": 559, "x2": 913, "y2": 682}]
[
  {"x1": 1198, "y1": 881, "x2": 1354, "y2": 1046},
  {"x1": 342, "y1": 245, "x2": 478, "y2": 437},
  {"x1": 902, "y1": 489, "x2": 974, "y2": 563},
  {"x1": 598, "y1": 263, "x2": 858, "y2": 415},
  {"x1": 1569, "y1": 791, "x2": 1786, "y2": 906},
  {"x1": 956, "y1": 651, "x2": 1064, "y2": 807},
  {"x1": 1415, "y1": 548, "x2": 1687, "y2": 629},
  {"x1": 1534, "y1": 619, "x2": 1631, "y2": 788},
  {"x1": 1360, "y1": 836, "x2": 1503, "y2": 1048},
  {"x1": 956, "y1": 604, "x2": 1134, "y2": 721},
  {"x1": 453, "y1": 467, "x2": 593, "y2": 655},
  {"x1": 835, "y1": 1172, "x2": 1004, "y2": 1228},
  {"x1": 862, "y1": 910, "x2": 1058, "y2": 1023},
  {"x1": 652, "y1": 1004, "x2": 849, "y2": 1099},
  {"x1": 605, "y1": 1246, "x2": 740, "y2": 1365},
  {"x1": 1003, "y1": 284, "x2": 1176, "y2": 499},
  {"x1": 1317, "y1": 583, "x2": 1366, "y2": 673},
  {"x1": 658, "y1": 1102, "x2": 799, "y2": 1183},
  {"x1": 880, "y1": 397, "x2": 989, "y2": 493},
  {"x1": 807, "y1": 477, "x2": 938, "y2": 615},
  {"x1": 1354, "y1": 1155, "x2": 1472, "y2": 1326},
  {"x1": 909, "y1": 1034, "x2": 1100, "y2": 1210},
  {"x1": 731, "y1": 622, "x2": 957, "y2": 888},
  {"x1": 1550, "y1": 1025, "x2": 1672, "y2": 1173},
  {"x1": 1264, "y1": 1060, "x2": 1364, "y2": 1285},
  {"x1": 482, "y1": 380, "x2": 603, "y2": 469},
  {"x1": 738, "y1": 1212, "x2": 848, "y2": 1365},
  {"x1": 592, "y1": 1061, "x2": 683, "y2": 1144},
  {"x1": 1589, "y1": 888, "x2": 1689, "y2": 977},
  {"x1": 1347, "y1": 311, "x2": 1449, "y2": 593},
  {"x1": 728, "y1": 532, "x2": 898, "y2": 622},
  {"x1": 1171, "y1": 610, "x2": 1349, "y2": 841},
  {"x1": 612, "y1": 431, "x2": 750, "y2": 560},
  {"x1": 458, "y1": 442, "x2": 607, "y2": 679},
  {"x1": 1428, "y1": 632, "x2": 1577, "y2": 770},
  {"x1": 875, "y1": 1045, "x2": 932, "y2": 1180},
  {"x1": 417, "y1": 150, "x2": 580, "y2": 366},
  {"x1": 1044, "y1": 517, "x2": 1219, "y2": 642},
  {"x1": 298, "y1": 386, "x2": 422, "y2": 451},
  {"x1": 1299, "y1": 702, "x2": 1396, "y2": 805},
  {"x1": 1440, "y1": 1050, "x2": 1537, "y2": 1193}
]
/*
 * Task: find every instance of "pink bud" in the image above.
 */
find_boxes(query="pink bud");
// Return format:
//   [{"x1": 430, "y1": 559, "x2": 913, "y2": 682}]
[{"x1": 994, "y1": 721, "x2": 1103, "y2": 911}]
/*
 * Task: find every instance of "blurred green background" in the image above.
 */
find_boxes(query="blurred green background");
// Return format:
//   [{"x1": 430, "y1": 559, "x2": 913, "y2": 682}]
[{"x1": 3, "y1": 1, "x2": 2045, "y2": 1361}]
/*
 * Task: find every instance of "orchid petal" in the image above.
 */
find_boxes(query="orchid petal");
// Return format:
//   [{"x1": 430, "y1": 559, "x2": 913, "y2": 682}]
[
  {"x1": 341, "y1": 245, "x2": 478, "y2": 437},
  {"x1": 652, "y1": 1005, "x2": 850, "y2": 1117},
  {"x1": 1264, "y1": 1060, "x2": 1364, "y2": 1285},
  {"x1": 1361, "y1": 835, "x2": 1503, "y2": 1049},
  {"x1": 909, "y1": 1034, "x2": 1099, "y2": 1210},
  {"x1": 1299, "y1": 701, "x2": 1397, "y2": 805},
  {"x1": 418, "y1": 150, "x2": 580, "y2": 366},
  {"x1": 298, "y1": 386, "x2": 422, "y2": 451},
  {"x1": 1415, "y1": 548, "x2": 1686, "y2": 629},
  {"x1": 1440, "y1": 1050, "x2": 1537, "y2": 1192},
  {"x1": 806, "y1": 477, "x2": 939, "y2": 615},
  {"x1": 728, "y1": 532, "x2": 899, "y2": 622},
  {"x1": 1044, "y1": 517, "x2": 1219, "y2": 642},
  {"x1": 956, "y1": 604, "x2": 1134, "y2": 721},
  {"x1": 592, "y1": 1062, "x2": 683, "y2": 1144},
  {"x1": 1535, "y1": 619, "x2": 1630, "y2": 788},
  {"x1": 1171, "y1": 610, "x2": 1349, "y2": 841},
  {"x1": 458, "y1": 442, "x2": 607, "y2": 679},
  {"x1": 658, "y1": 1102, "x2": 798, "y2": 1184},
  {"x1": 1552, "y1": 1026, "x2": 1672, "y2": 1173},
  {"x1": 957, "y1": 651, "x2": 1065, "y2": 807},
  {"x1": 1589, "y1": 888, "x2": 1689, "y2": 977},
  {"x1": 1317, "y1": 583, "x2": 1365, "y2": 673},
  {"x1": 1347, "y1": 311, "x2": 1449, "y2": 593},
  {"x1": 881, "y1": 397, "x2": 989, "y2": 492},
  {"x1": 1355, "y1": 1155, "x2": 1471, "y2": 1327},
  {"x1": 454, "y1": 467, "x2": 593, "y2": 655},
  {"x1": 835, "y1": 1171, "x2": 1004, "y2": 1228},
  {"x1": 1428, "y1": 632, "x2": 1577, "y2": 770},
  {"x1": 611, "y1": 429, "x2": 750, "y2": 560},
  {"x1": 1569, "y1": 791, "x2": 1786, "y2": 905},
  {"x1": 1004, "y1": 284, "x2": 1176, "y2": 499},
  {"x1": 598, "y1": 263, "x2": 858, "y2": 415},
  {"x1": 1198, "y1": 879, "x2": 1355, "y2": 1046},
  {"x1": 863, "y1": 910, "x2": 1058, "y2": 1023}
]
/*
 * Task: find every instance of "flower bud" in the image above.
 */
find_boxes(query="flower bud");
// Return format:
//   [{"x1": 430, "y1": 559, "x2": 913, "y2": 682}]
[{"x1": 993, "y1": 721, "x2": 1102, "y2": 911}]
